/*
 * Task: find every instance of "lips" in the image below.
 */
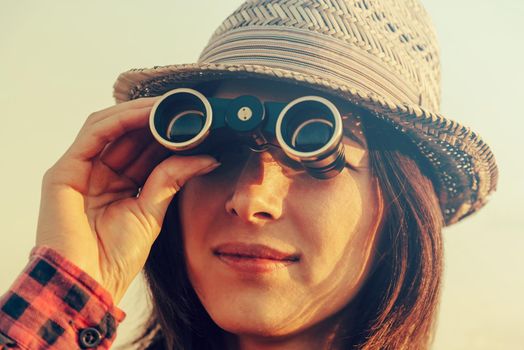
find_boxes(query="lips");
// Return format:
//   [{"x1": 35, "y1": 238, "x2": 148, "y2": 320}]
[
  {"x1": 212, "y1": 242, "x2": 300, "y2": 274},
  {"x1": 212, "y1": 242, "x2": 300, "y2": 262}
]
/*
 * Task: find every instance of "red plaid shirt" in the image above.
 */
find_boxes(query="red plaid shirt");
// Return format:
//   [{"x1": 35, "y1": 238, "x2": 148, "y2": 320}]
[{"x1": 0, "y1": 246, "x2": 126, "y2": 349}]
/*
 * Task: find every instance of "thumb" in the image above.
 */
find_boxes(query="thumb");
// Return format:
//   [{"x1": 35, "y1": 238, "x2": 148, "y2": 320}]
[{"x1": 134, "y1": 155, "x2": 220, "y2": 236}]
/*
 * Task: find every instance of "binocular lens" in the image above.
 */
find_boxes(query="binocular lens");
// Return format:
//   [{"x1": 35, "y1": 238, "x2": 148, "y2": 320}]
[
  {"x1": 291, "y1": 119, "x2": 333, "y2": 152},
  {"x1": 276, "y1": 97, "x2": 344, "y2": 179},
  {"x1": 167, "y1": 110, "x2": 205, "y2": 143},
  {"x1": 150, "y1": 89, "x2": 212, "y2": 151},
  {"x1": 280, "y1": 101, "x2": 335, "y2": 153}
]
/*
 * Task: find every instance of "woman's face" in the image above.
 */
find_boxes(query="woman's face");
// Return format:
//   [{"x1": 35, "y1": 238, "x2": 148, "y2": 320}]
[{"x1": 178, "y1": 79, "x2": 384, "y2": 340}]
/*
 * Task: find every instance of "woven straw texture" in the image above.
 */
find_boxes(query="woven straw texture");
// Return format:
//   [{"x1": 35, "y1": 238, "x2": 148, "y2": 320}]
[{"x1": 113, "y1": 0, "x2": 498, "y2": 226}]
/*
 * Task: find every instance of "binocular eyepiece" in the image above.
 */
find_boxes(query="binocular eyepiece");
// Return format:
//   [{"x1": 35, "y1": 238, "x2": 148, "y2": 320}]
[{"x1": 149, "y1": 88, "x2": 346, "y2": 179}]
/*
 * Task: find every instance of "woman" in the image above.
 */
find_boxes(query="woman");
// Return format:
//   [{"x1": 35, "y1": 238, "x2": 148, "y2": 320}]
[
  {"x1": 128, "y1": 78, "x2": 444, "y2": 350},
  {"x1": 0, "y1": 0, "x2": 497, "y2": 349}
]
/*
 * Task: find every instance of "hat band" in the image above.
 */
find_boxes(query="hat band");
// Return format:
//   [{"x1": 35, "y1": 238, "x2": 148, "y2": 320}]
[{"x1": 198, "y1": 26, "x2": 421, "y2": 108}]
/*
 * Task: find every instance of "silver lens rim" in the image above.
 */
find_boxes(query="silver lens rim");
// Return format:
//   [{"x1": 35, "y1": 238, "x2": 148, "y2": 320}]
[
  {"x1": 275, "y1": 96, "x2": 343, "y2": 161},
  {"x1": 149, "y1": 88, "x2": 213, "y2": 151}
]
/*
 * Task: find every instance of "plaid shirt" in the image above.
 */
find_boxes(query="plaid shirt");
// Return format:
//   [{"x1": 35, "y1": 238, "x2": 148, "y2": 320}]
[{"x1": 0, "y1": 246, "x2": 126, "y2": 349}]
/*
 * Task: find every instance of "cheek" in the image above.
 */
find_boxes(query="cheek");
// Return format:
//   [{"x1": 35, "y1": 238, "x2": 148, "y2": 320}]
[
  {"x1": 178, "y1": 165, "x2": 239, "y2": 230},
  {"x1": 178, "y1": 177, "x2": 223, "y2": 297},
  {"x1": 179, "y1": 173, "x2": 230, "y2": 222},
  {"x1": 290, "y1": 172, "x2": 380, "y2": 289},
  {"x1": 178, "y1": 177, "x2": 223, "y2": 255}
]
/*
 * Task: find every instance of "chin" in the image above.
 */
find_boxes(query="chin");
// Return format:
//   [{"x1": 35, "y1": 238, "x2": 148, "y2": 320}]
[
  {"x1": 205, "y1": 298, "x2": 298, "y2": 337},
  {"x1": 204, "y1": 294, "x2": 321, "y2": 339},
  {"x1": 214, "y1": 315, "x2": 294, "y2": 338}
]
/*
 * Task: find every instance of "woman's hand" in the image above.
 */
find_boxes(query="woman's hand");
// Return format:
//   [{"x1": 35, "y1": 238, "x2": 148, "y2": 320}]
[{"x1": 35, "y1": 97, "x2": 220, "y2": 304}]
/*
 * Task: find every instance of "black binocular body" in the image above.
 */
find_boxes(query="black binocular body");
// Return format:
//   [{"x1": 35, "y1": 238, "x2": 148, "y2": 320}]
[{"x1": 149, "y1": 88, "x2": 347, "y2": 179}]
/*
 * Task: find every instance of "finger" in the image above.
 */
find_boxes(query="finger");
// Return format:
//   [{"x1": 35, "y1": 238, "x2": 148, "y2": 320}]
[
  {"x1": 88, "y1": 96, "x2": 160, "y2": 125},
  {"x1": 66, "y1": 106, "x2": 152, "y2": 161},
  {"x1": 99, "y1": 127, "x2": 153, "y2": 173},
  {"x1": 120, "y1": 141, "x2": 172, "y2": 187},
  {"x1": 134, "y1": 155, "x2": 221, "y2": 236}
]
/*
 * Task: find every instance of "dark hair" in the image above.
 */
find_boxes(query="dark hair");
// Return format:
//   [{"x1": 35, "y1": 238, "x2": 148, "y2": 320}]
[
  {"x1": 332, "y1": 113, "x2": 444, "y2": 349},
  {"x1": 121, "y1": 103, "x2": 444, "y2": 350}
]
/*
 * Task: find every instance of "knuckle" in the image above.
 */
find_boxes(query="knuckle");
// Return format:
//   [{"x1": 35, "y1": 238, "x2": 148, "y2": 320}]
[
  {"x1": 157, "y1": 165, "x2": 184, "y2": 190},
  {"x1": 42, "y1": 166, "x2": 58, "y2": 186},
  {"x1": 86, "y1": 111, "x2": 100, "y2": 122},
  {"x1": 42, "y1": 165, "x2": 56, "y2": 180},
  {"x1": 173, "y1": 179, "x2": 182, "y2": 192},
  {"x1": 41, "y1": 160, "x2": 69, "y2": 187}
]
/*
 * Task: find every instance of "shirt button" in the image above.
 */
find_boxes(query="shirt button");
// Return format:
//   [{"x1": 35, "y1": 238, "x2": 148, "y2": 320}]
[
  {"x1": 78, "y1": 327, "x2": 102, "y2": 348},
  {"x1": 0, "y1": 331, "x2": 17, "y2": 347}
]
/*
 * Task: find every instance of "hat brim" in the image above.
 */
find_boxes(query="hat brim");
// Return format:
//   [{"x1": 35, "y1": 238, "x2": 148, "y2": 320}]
[{"x1": 113, "y1": 62, "x2": 498, "y2": 226}]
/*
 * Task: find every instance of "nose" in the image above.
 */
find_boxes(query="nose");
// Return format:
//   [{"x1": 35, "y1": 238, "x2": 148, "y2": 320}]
[{"x1": 224, "y1": 150, "x2": 289, "y2": 225}]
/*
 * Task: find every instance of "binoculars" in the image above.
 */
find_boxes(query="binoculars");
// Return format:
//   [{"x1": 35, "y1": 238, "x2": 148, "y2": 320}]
[{"x1": 149, "y1": 88, "x2": 347, "y2": 179}]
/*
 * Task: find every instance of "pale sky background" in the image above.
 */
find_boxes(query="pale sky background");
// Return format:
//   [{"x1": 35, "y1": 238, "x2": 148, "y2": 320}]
[{"x1": 0, "y1": 1, "x2": 522, "y2": 349}]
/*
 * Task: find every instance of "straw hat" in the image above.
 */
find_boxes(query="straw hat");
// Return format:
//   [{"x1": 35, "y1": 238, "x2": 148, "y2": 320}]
[{"x1": 113, "y1": 0, "x2": 498, "y2": 226}]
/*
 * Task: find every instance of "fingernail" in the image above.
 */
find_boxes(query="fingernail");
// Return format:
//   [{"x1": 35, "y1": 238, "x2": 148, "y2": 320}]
[{"x1": 195, "y1": 162, "x2": 221, "y2": 176}]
